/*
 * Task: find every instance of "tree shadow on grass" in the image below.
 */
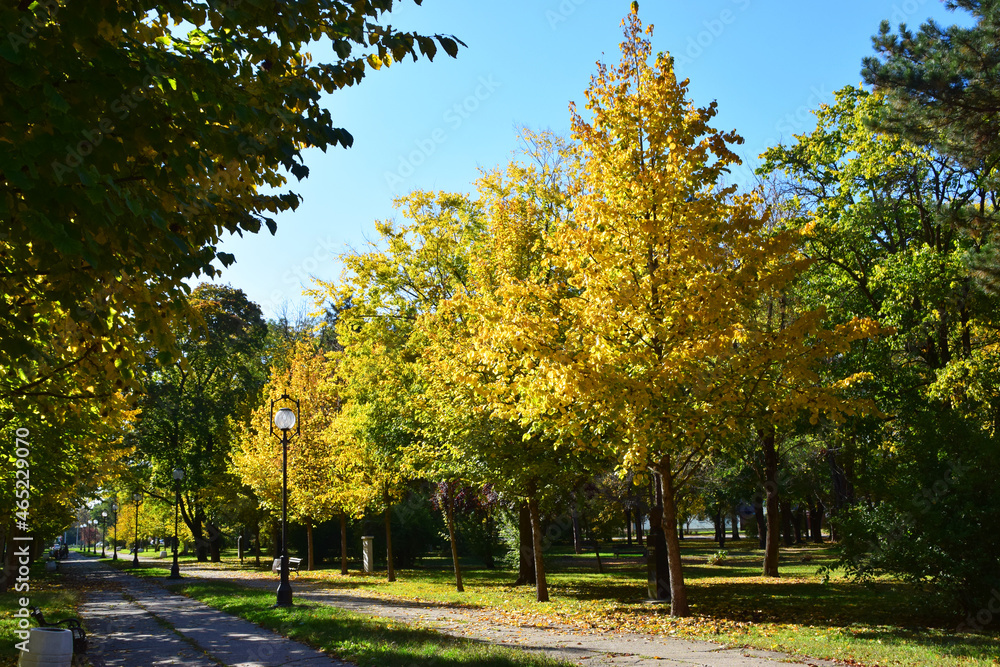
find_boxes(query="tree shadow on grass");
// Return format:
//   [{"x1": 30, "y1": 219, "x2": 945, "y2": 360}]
[
  {"x1": 847, "y1": 625, "x2": 1000, "y2": 662},
  {"x1": 179, "y1": 582, "x2": 570, "y2": 667}
]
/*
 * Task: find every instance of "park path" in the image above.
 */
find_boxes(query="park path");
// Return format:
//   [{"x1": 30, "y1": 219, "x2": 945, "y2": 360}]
[
  {"x1": 60, "y1": 553, "x2": 348, "y2": 667},
  {"x1": 156, "y1": 557, "x2": 844, "y2": 667}
]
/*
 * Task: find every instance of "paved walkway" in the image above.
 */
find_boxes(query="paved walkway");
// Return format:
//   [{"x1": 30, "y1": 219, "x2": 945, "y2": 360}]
[
  {"x1": 61, "y1": 553, "x2": 347, "y2": 667},
  {"x1": 135, "y1": 557, "x2": 843, "y2": 667}
]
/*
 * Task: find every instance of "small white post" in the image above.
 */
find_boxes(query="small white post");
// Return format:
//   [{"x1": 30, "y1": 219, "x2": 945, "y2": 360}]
[{"x1": 362, "y1": 535, "x2": 375, "y2": 573}]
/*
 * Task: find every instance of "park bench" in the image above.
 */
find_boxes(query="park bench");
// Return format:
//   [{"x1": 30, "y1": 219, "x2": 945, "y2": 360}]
[
  {"x1": 271, "y1": 557, "x2": 302, "y2": 574},
  {"x1": 30, "y1": 607, "x2": 87, "y2": 655},
  {"x1": 611, "y1": 545, "x2": 648, "y2": 558}
]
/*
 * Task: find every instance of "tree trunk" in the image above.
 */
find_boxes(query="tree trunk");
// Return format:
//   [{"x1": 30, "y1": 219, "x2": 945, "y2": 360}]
[
  {"x1": 762, "y1": 426, "x2": 781, "y2": 577},
  {"x1": 716, "y1": 510, "x2": 726, "y2": 548},
  {"x1": 625, "y1": 507, "x2": 633, "y2": 545},
  {"x1": 340, "y1": 513, "x2": 348, "y2": 574},
  {"x1": 445, "y1": 503, "x2": 464, "y2": 592},
  {"x1": 572, "y1": 502, "x2": 583, "y2": 555},
  {"x1": 594, "y1": 540, "x2": 603, "y2": 574},
  {"x1": 254, "y1": 522, "x2": 261, "y2": 568},
  {"x1": 483, "y1": 512, "x2": 496, "y2": 569},
  {"x1": 827, "y1": 448, "x2": 852, "y2": 521},
  {"x1": 811, "y1": 501, "x2": 825, "y2": 543},
  {"x1": 192, "y1": 506, "x2": 209, "y2": 562},
  {"x1": 635, "y1": 508, "x2": 644, "y2": 546},
  {"x1": 527, "y1": 493, "x2": 549, "y2": 602},
  {"x1": 677, "y1": 518, "x2": 684, "y2": 540},
  {"x1": 206, "y1": 520, "x2": 222, "y2": 562},
  {"x1": 730, "y1": 508, "x2": 740, "y2": 541},
  {"x1": 753, "y1": 495, "x2": 767, "y2": 548},
  {"x1": 780, "y1": 500, "x2": 794, "y2": 547},
  {"x1": 793, "y1": 505, "x2": 804, "y2": 544},
  {"x1": 306, "y1": 521, "x2": 314, "y2": 571},
  {"x1": 648, "y1": 474, "x2": 670, "y2": 601},
  {"x1": 656, "y1": 459, "x2": 689, "y2": 616},
  {"x1": 0, "y1": 520, "x2": 15, "y2": 593},
  {"x1": 384, "y1": 500, "x2": 395, "y2": 582},
  {"x1": 514, "y1": 501, "x2": 535, "y2": 586}
]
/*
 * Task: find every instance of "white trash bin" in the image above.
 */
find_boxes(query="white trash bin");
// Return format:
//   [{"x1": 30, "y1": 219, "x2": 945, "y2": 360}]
[{"x1": 17, "y1": 627, "x2": 72, "y2": 667}]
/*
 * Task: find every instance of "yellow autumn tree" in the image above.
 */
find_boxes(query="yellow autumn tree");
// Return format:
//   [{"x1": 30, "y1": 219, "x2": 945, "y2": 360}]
[
  {"x1": 438, "y1": 136, "x2": 607, "y2": 603},
  {"x1": 232, "y1": 340, "x2": 367, "y2": 570},
  {"x1": 475, "y1": 9, "x2": 880, "y2": 615},
  {"x1": 310, "y1": 191, "x2": 484, "y2": 581}
]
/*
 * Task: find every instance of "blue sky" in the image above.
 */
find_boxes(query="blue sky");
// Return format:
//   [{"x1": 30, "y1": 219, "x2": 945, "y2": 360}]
[{"x1": 209, "y1": 0, "x2": 970, "y2": 319}]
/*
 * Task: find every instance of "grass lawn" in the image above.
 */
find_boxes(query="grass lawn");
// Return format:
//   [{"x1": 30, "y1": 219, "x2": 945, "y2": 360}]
[
  {"x1": 102, "y1": 558, "x2": 569, "y2": 666},
  {"x1": 171, "y1": 580, "x2": 570, "y2": 667},
  {"x1": 101, "y1": 540, "x2": 1000, "y2": 666},
  {"x1": 261, "y1": 539, "x2": 1000, "y2": 667},
  {"x1": 0, "y1": 565, "x2": 82, "y2": 667}
]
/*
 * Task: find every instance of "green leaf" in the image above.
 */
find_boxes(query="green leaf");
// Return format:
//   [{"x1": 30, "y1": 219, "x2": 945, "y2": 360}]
[{"x1": 43, "y1": 84, "x2": 70, "y2": 113}]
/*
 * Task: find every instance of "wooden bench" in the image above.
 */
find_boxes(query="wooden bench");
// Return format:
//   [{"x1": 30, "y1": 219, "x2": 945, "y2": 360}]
[
  {"x1": 612, "y1": 545, "x2": 648, "y2": 558},
  {"x1": 271, "y1": 557, "x2": 302, "y2": 574}
]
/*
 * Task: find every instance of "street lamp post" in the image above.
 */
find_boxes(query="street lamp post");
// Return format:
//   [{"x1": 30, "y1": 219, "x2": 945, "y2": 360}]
[
  {"x1": 132, "y1": 492, "x2": 142, "y2": 566},
  {"x1": 88, "y1": 520, "x2": 95, "y2": 553},
  {"x1": 168, "y1": 469, "x2": 184, "y2": 580},
  {"x1": 112, "y1": 503, "x2": 119, "y2": 561},
  {"x1": 271, "y1": 394, "x2": 299, "y2": 607},
  {"x1": 101, "y1": 511, "x2": 108, "y2": 557}
]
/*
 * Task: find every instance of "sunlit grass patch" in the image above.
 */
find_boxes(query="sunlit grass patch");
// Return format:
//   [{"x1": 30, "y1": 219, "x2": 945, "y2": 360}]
[
  {"x1": 277, "y1": 540, "x2": 999, "y2": 667},
  {"x1": 0, "y1": 566, "x2": 80, "y2": 667},
  {"x1": 176, "y1": 580, "x2": 571, "y2": 667}
]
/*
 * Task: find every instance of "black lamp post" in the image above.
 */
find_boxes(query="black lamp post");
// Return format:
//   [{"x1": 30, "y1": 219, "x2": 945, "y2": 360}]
[
  {"x1": 88, "y1": 520, "x2": 95, "y2": 553},
  {"x1": 101, "y1": 511, "x2": 108, "y2": 557},
  {"x1": 112, "y1": 503, "x2": 119, "y2": 561},
  {"x1": 271, "y1": 394, "x2": 299, "y2": 607},
  {"x1": 168, "y1": 468, "x2": 184, "y2": 580},
  {"x1": 132, "y1": 492, "x2": 142, "y2": 566}
]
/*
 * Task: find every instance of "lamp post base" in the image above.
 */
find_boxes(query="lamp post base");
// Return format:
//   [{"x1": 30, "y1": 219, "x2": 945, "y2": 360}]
[
  {"x1": 275, "y1": 581, "x2": 293, "y2": 607},
  {"x1": 168, "y1": 552, "x2": 181, "y2": 579}
]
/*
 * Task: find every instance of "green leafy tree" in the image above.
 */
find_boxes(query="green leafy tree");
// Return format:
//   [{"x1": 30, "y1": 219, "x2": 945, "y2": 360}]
[
  {"x1": 862, "y1": 1, "x2": 1000, "y2": 290},
  {"x1": 0, "y1": 0, "x2": 462, "y2": 415},
  {"x1": 129, "y1": 284, "x2": 267, "y2": 562},
  {"x1": 863, "y1": 1, "x2": 1000, "y2": 170},
  {"x1": 233, "y1": 339, "x2": 370, "y2": 570},
  {"x1": 759, "y1": 85, "x2": 1000, "y2": 611}
]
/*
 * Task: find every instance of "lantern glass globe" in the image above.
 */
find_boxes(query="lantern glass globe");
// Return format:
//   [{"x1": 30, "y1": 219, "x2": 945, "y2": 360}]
[
  {"x1": 173, "y1": 468, "x2": 184, "y2": 481},
  {"x1": 274, "y1": 407, "x2": 296, "y2": 431}
]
